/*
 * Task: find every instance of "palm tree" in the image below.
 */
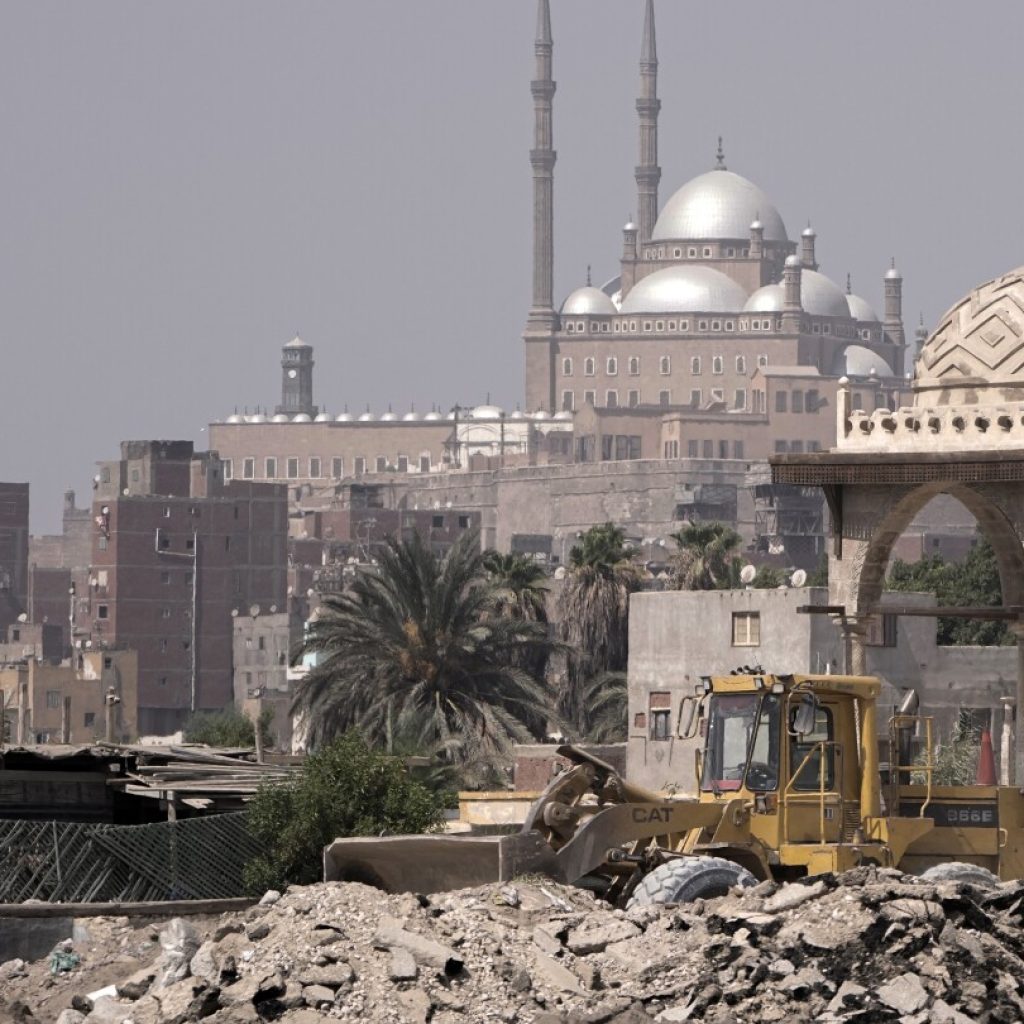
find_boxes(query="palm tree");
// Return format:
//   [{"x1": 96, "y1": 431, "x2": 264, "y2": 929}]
[
  {"x1": 670, "y1": 521, "x2": 744, "y2": 590},
  {"x1": 557, "y1": 523, "x2": 640, "y2": 727},
  {"x1": 482, "y1": 551, "x2": 549, "y2": 624},
  {"x1": 292, "y1": 530, "x2": 555, "y2": 779},
  {"x1": 566, "y1": 671, "x2": 627, "y2": 743}
]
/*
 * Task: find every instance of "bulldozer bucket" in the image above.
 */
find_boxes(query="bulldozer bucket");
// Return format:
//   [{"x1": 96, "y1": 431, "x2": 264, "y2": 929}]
[{"x1": 323, "y1": 831, "x2": 559, "y2": 894}]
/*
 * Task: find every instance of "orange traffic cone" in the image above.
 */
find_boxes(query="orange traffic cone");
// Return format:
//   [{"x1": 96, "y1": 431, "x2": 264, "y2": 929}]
[{"x1": 976, "y1": 729, "x2": 997, "y2": 786}]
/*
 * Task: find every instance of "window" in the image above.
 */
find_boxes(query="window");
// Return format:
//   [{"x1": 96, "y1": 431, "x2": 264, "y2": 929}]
[
  {"x1": 46, "y1": 690, "x2": 61, "y2": 709},
  {"x1": 679, "y1": 320, "x2": 689, "y2": 332},
  {"x1": 419, "y1": 455, "x2": 431, "y2": 473},
  {"x1": 775, "y1": 391, "x2": 788, "y2": 413},
  {"x1": 160, "y1": 638, "x2": 168, "y2": 653},
  {"x1": 354, "y1": 457, "x2": 366, "y2": 476},
  {"x1": 223, "y1": 460, "x2": 233, "y2": 481},
  {"x1": 628, "y1": 390, "x2": 640, "y2": 408},
  {"x1": 711, "y1": 320, "x2": 721, "y2": 332},
  {"x1": 309, "y1": 457, "x2": 322, "y2": 479},
  {"x1": 84, "y1": 712, "x2": 95, "y2": 728},
  {"x1": 607, "y1": 357, "x2": 618, "y2": 376},
  {"x1": 163, "y1": 506, "x2": 171, "y2": 518},
  {"x1": 807, "y1": 441, "x2": 821, "y2": 452},
  {"x1": 562, "y1": 390, "x2": 574, "y2": 412},
  {"x1": 660, "y1": 356, "x2": 671, "y2": 375},
  {"x1": 265, "y1": 457, "x2": 277, "y2": 479},
  {"x1": 774, "y1": 440, "x2": 788, "y2": 453},
  {"x1": 664, "y1": 440, "x2": 680, "y2": 458},
  {"x1": 865, "y1": 613, "x2": 898, "y2": 648},
  {"x1": 711, "y1": 388, "x2": 724, "y2": 403},
  {"x1": 806, "y1": 389, "x2": 819, "y2": 413},
  {"x1": 375, "y1": 456, "x2": 387, "y2": 473},
  {"x1": 98, "y1": 604, "x2": 109, "y2": 619},
  {"x1": 736, "y1": 355, "x2": 746, "y2": 374},
  {"x1": 792, "y1": 390, "x2": 804, "y2": 414},
  {"x1": 432, "y1": 515, "x2": 444, "y2": 528},
  {"x1": 712, "y1": 356, "x2": 724, "y2": 375},
  {"x1": 655, "y1": 321, "x2": 664, "y2": 332},
  {"x1": 628, "y1": 356, "x2": 640, "y2": 376},
  {"x1": 687, "y1": 440, "x2": 698, "y2": 458},
  {"x1": 161, "y1": 571, "x2": 171, "y2": 585},
  {"x1": 101, "y1": 466, "x2": 111, "y2": 483},
  {"x1": 643, "y1": 321, "x2": 652, "y2": 333},
  {"x1": 584, "y1": 357, "x2": 595, "y2": 376},
  {"x1": 258, "y1": 635, "x2": 266, "y2": 651},
  {"x1": 286, "y1": 457, "x2": 299, "y2": 479},
  {"x1": 690, "y1": 389, "x2": 702, "y2": 407},
  {"x1": 458, "y1": 515, "x2": 471, "y2": 529},
  {"x1": 332, "y1": 457, "x2": 343, "y2": 479},
  {"x1": 562, "y1": 357, "x2": 573, "y2": 376},
  {"x1": 691, "y1": 356, "x2": 701, "y2": 375},
  {"x1": 852, "y1": 392, "x2": 863, "y2": 410},
  {"x1": 732, "y1": 611, "x2": 761, "y2": 646},
  {"x1": 758, "y1": 354, "x2": 769, "y2": 368},
  {"x1": 733, "y1": 441, "x2": 744, "y2": 459},
  {"x1": 104, "y1": 656, "x2": 112, "y2": 669},
  {"x1": 702, "y1": 440, "x2": 713, "y2": 458},
  {"x1": 583, "y1": 390, "x2": 596, "y2": 406},
  {"x1": 699, "y1": 320, "x2": 709, "y2": 331},
  {"x1": 791, "y1": 705, "x2": 835, "y2": 792},
  {"x1": 702, "y1": 246, "x2": 712, "y2": 257},
  {"x1": 790, "y1": 441, "x2": 804, "y2": 454},
  {"x1": 243, "y1": 458, "x2": 255, "y2": 480},
  {"x1": 650, "y1": 691, "x2": 671, "y2": 741},
  {"x1": 719, "y1": 440, "x2": 729, "y2": 459},
  {"x1": 161, "y1": 607, "x2": 171, "y2": 619},
  {"x1": 687, "y1": 247, "x2": 697, "y2": 258},
  {"x1": 734, "y1": 389, "x2": 746, "y2": 409},
  {"x1": 659, "y1": 390, "x2": 671, "y2": 406},
  {"x1": 397, "y1": 456, "x2": 409, "y2": 473},
  {"x1": 185, "y1": 536, "x2": 194, "y2": 550},
  {"x1": 606, "y1": 390, "x2": 619, "y2": 409}
]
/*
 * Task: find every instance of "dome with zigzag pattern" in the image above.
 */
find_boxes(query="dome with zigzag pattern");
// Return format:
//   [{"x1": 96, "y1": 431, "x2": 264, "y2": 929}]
[{"x1": 915, "y1": 266, "x2": 1024, "y2": 406}]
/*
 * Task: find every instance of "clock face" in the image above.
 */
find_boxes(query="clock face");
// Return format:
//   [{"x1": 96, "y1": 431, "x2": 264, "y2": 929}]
[{"x1": 287, "y1": 370, "x2": 298, "y2": 379}]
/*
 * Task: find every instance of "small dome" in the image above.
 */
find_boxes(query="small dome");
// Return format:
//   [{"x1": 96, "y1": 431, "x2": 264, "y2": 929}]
[
  {"x1": 799, "y1": 270, "x2": 850, "y2": 318},
  {"x1": 380, "y1": 411, "x2": 398, "y2": 422},
  {"x1": 750, "y1": 218, "x2": 763, "y2": 231},
  {"x1": 834, "y1": 345, "x2": 894, "y2": 378},
  {"x1": 285, "y1": 335, "x2": 310, "y2": 348},
  {"x1": 402, "y1": 411, "x2": 419, "y2": 422},
  {"x1": 554, "y1": 410, "x2": 574, "y2": 421},
  {"x1": 471, "y1": 405, "x2": 503, "y2": 420},
  {"x1": 846, "y1": 293, "x2": 880, "y2": 322},
  {"x1": 226, "y1": 414, "x2": 244, "y2": 424},
  {"x1": 510, "y1": 409, "x2": 525, "y2": 420},
  {"x1": 624, "y1": 220, "x2": 637, "y2": 232},
  {"x1": 620, "y1": 265, "x2": 748, "y2": 315},
  {"x1": 915, "y1": 265, "x2": 1024, "y2": 406},
  {"x1": 784, "y1": 254, "x2": 801, "y2": 269},
  {"x1": 744, "y1": 283, "x2": 785, "y2": 313},
  {"x1": 292, "y1": 413, "x2": 312, "y2": 423},
  {"x1": 561, "y1": 286, "x2": 617, "y2": 316},
  {"x1": 358, "y1": 412, "x2": 376, "y2": 422},
  {"x1": 801, "y1": 225, "x2": 816, "y2": 238},
  {"x1": 533, "y1": 410, "x2": 550, "y2": 420},
  {"x1": 271, "y1": 413, "x2": 290, "y2": 423},
  {"x1": 423, "y1": 412, "x2": 441, "y2": 421},
  {"x1": 336, "y1": 412, "x2": 353, "y2": 422},
  {"x1": 885, "y1": 264, "x2": 902, "y2": 281},
  {"x1": 653, "y1": 169, "x2": 788, "y2": 242},
  {"x1": 314, "y1": 412, "x2": 331, "y2": 422},
  {"x1": 247, "y1": 414, "x2": 267, "y2": 424}
]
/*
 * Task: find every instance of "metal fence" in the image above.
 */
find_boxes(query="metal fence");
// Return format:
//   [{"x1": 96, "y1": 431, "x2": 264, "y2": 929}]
[{"x1": 0, "y1": 813, "x2": 262, "y2": 903}]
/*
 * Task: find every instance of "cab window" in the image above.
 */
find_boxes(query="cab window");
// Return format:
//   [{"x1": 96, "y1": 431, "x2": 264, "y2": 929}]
[
  {"x1": 701, "y1": 693, "x2": 781, "y2": 792},
  {"x1": 790, "y1": 705, "x2": 835, "y2": 791}
]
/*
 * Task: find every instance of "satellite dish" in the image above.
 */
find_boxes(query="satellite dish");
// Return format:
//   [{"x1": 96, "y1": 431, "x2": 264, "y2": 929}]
[
  {"x1": 553, "y1": 566, "x2": 567, "y2": 580},
  {"x1": 740, "y1": 564, "x2": 757, "y2": 585},
  {"x1": 269, "y1": 604, "x2": 277, "y2": 614},
  {"x1": 123, "y1": 488, "x2": 130, "y2": 496},
  {"x1": 231, "y1": 609, "x2": 239, "y2": 617},
  {"x1": 17, "y1": 613, "x2": 27, "y2": 623},
  {"x1": 249, "y1": 604, "x2": 260, "y2": 617},
  {"x1": 791, "y1": 569, "x2": 808, "y2": 587}
]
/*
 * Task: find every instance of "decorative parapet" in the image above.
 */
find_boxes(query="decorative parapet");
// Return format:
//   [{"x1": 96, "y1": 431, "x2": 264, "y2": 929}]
[{"x1": 835, "y1": 378, "x2": 1024, "y2": 453}]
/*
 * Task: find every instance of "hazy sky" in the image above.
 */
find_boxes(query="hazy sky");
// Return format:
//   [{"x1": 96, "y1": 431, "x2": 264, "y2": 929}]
[{"x1": 3, "y1": 1, "x2": 1022, "y2": 532}]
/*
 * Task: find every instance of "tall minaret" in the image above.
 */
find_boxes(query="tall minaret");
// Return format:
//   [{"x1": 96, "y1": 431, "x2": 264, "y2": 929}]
[
  {"x1": 884, "y1": 258, "x2": 906, "y2": 373},
  {"x1": 635, "y1": 0, "x2": 661, "y2": 244},
  {"x1": 524, "y1": 0, "x2": 558, "y2": 412},
  {"x1": 528, "y1": 0, "x2": 556, "y2": 326}
]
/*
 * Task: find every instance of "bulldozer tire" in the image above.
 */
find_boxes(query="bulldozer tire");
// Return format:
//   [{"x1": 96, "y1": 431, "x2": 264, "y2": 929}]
[
  {"x1": 918, "y1": 862, "x2": 1001, "y2": 888},
  {"x1": 626, "y1": 856, "x2": 757, "y2": 908}
]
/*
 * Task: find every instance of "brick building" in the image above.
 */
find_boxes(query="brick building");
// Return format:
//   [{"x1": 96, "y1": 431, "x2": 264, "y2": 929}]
[{"x1": 84, "y1": 441, "x2": 288, "y2": 735}]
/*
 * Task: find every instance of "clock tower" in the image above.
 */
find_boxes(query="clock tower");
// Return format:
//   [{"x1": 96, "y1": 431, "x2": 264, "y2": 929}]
[{"x1": 276, "y1": 335, "x2": 317, "y2": 418}]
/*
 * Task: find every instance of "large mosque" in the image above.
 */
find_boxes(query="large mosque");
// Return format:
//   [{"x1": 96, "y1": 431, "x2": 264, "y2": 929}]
[{"x1": 525, "y1": 0, "x2": 910, "y2": 427}]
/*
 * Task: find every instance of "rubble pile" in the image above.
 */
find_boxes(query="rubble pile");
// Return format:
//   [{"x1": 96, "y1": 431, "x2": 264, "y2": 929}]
[{"x1": 6, "y1": 865, "x2": 1024, "y2": 1022}]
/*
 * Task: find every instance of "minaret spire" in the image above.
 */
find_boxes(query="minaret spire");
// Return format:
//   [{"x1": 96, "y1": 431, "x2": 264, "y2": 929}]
[
  {"x1": 528, "y1": 0, "x2": 557, "y2": 322},
  {"x1": 635, "y1": 0, "x2": 661, "y2": 244}
]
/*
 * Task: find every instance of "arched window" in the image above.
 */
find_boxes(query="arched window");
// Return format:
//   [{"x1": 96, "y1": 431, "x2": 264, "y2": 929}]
[
  {"x1": 607, "y1": 357, "x2": 618, "y2": 376},
  {"x1": 628, "y1": 356, "x2": 640, "y2": 376},
  {"x1": 736, "y1": 355, "x2": 746, "y2": 374},
  {"x1": 584, "y1": 357, "x2": 595, "y2": 376},
  {"x1": 712, "y1": 356, "x2": 724, "y2": 375},
  {"x1": 562, "y1": 357, "x2": 573, "y2": 376},
  {"x1": 691, "y1": 356, "x2": 701, "y2": 375},
  {"x1": 660, "y1": 356, "x2": 671, "y2": 375}
]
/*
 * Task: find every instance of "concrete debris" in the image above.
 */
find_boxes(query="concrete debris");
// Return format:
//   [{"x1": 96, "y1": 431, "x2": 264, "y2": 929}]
[{"x1": 7, "y1": 866, "x2": 1024, "y2": 1021}]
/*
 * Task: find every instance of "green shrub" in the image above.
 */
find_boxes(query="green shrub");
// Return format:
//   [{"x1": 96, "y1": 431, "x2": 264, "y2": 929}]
[
  {"x1": 183, "y1": 708, "x2": 273, "y2": 748},
  {"x1": 242, "y1": 733, "x2": 446, "y2": 893}
]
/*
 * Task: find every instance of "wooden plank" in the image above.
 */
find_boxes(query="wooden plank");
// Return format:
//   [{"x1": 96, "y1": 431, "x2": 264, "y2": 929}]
[{"x1": 0, "y1": 897, "x2": 256, "y2": 918}]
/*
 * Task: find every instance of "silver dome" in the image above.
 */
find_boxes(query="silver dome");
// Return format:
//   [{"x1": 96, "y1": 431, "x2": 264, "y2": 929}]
[
  {"x1": 743, "y1": 283, "x2": 785, "y2": 312},
  {"x1": 553, "y1": 410, "x2": 574, "y2": 421},
  {"x1": 620, "y1": 265, "x2": 748, "y2": 315},
  {"x1": 833, "y1": 345, "x2": 894, "y2": 378},
  {"x1": 271, "y1": 413, "x2": 290, "y2": 423},
  {"x1": 358, "y1": 412, "x2": 376, "y2": 422},
  {"x1": 798, "y1": 270, "x2": 850, "y2": 318},
  {"x1": 846, "y1": 293, "x2": 880, "y2": 322},
  {"x1": 314, "y1": 412, "x2": 331, "y2": 422},
  {"x1": 471, "y1": 405, "x2": 503, "y2": 420},
  {"x1": 652, "y1": 170, "x2": 788, "y2": 242},
  {"x1": 285, "y1": 335, "x2": 310, "y2": 348},
  {"x1": 226, "y1": 414, "x2": 244, "y2": 424},
  {"x1": 402, "y1": 411, "x2": 419, "y2": 421},
  {"x1": 885, "y1": 265, "x2": 902, "y2": 281},
  {"x1": 292, "y1": 413, "x2": 312, "y2": 423},
  {"x1": 533, "y1": 410, "x2": 550, "y2": 420},
  {"x1": 380, "y1": 412, "x2": 398, "y2": 422},
  {"x1": 561, "y1": 286, "x2": 617, "y2": 316},
  {"x1": 336, "y1": 413, "x2": 354, "y2": 422},
  {"x1": 423, "y1": 412, "x2": 441, "y2": 421},
  {"x1": 247, "y1": 414, "x2": 267, "y2": 424}
]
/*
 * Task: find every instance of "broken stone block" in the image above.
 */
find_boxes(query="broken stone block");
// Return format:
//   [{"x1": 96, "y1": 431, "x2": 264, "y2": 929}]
[
  {"x1": 531, "y1": 951, "x2": 585, "y2": 994},
  {"x1": 389, "y1": 948, "x2": 418, "y2": 982},
  {"x1": 876, "y1": 973, "x2": 929, "y2": 1016},
  {"x1": 244, "y1": 921, "x2": 270, "y2": 941},
  {"x1": 373, "y1": 920, "x2": 463, "y2": 975},
  {"x1": 532, "y1": 922, "x2": 564, "y2": 956},
  {"x1": 763, "y1": 880, "x2": 826, "y2": 914},
  {"x1": 54, "y1": 1012, "x2": 86, "y2": 1024},
  {"x1": 301, "y1": 983, "x2": 335, "y2": 1007},
  {"x1": 258, "y1": 890, "x2": 281, "y2": 906},
  {"x1": 567, "y1": 919, "x2": 641, "y2": 955},
  {"x1": 827, "y1": 980, "x2": 867, "y2": 1013}
]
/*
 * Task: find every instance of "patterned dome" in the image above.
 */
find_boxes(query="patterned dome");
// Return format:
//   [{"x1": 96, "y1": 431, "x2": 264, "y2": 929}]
[{"x1": 915, "y1": 266, "x2": 1024, "y2": 406}]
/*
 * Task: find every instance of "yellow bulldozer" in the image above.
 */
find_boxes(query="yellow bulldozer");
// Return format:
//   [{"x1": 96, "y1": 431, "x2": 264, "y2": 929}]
[{"x1": 324, "y1": 673, "x2": 1024, "y2": 906}]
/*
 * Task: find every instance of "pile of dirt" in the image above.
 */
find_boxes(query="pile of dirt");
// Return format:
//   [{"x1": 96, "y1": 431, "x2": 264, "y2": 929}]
[{"x1": 4, "y1": 865, "x2": 1024, "y2": 1022}]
